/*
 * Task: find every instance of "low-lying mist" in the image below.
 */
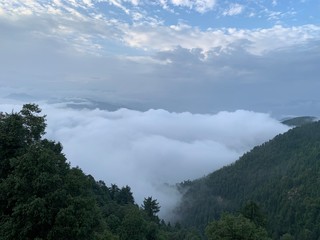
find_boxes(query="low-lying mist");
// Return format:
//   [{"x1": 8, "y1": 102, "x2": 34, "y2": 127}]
[{"x1": 0, "y1": 101, "x2": 290, "y2": 219}]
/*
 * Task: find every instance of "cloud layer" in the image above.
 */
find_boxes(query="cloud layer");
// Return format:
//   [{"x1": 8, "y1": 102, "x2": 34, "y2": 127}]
[
  {"x1": 1, "y1": 1, "x2": 320, "y2": 118},
  {"x1": 0, "y1": 1, "x2": 319, "y2": 119},
  {"x1": 0, "y1": 1, "x2": 319, "y2": 55},
  {"x1": 0, "y1": 0, "x2": 318, "y2": 220},
  {"x1": 0, "y1": 102, "x2": 289, "y2": 218}
]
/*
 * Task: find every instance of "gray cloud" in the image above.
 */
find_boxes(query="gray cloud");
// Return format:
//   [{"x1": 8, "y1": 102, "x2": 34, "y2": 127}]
[
  {"x1": 1, "y1": 2, "x2": 320, "y2": 117},
  {"x1": 0, "y1": 102, "x2": 289, "y2": 219},
  {"x1": 1, "y1": 24, "x2": 320, "y2": 117},
  {"x1": 1, "y1": 0, "x2": 319, "y2": 220}
]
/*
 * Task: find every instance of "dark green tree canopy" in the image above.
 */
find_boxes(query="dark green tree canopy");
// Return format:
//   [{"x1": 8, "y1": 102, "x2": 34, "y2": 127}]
[
  {"x1": 19, "y1": 103, "x2": 46, "y2": 143},
  {"x1": 0, "y1": 104, "x2": 46, "y2": 178},
  {"x1": 177, "y1": 120, "x2": 320, "y2": 239},
  {"x1": 0, "y1": 105, "x2": 101, "y2": 240},
  {"x1": 142, "y1": 197, "x2": 160, "y2": 223},
  {"x1": 205, "y1": 213, "x2": 270, "y2": 240},
  {"x1": 241, "y1": 201, "x2": 266, "y2": 228},
  {"x1": 0, "y1": 104, "x2": 193, "y2": 240}
]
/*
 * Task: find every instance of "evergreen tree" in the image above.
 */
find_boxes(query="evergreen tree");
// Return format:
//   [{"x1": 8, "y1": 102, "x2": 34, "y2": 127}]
[
  {"x1": 0, "y1": 104, "x2": 204, "y2": 240},
  {"x1": 205, "y1": 213, "x2": 270, "y2": 240},
  {"x1": 142, "y1": 197, "x2": 160, "y2": 222}
]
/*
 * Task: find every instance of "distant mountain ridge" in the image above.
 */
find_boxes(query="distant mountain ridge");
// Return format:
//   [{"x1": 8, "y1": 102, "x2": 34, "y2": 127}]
[
  {"x1": 176, "y1": 120, "x2": 320, "y2": 239},
  {"x1": 4, "y1": 94, "x2": 133, "y2": 112},
  {"x1": 281, "y1": 116, "x2": 317, "y2": 127}
]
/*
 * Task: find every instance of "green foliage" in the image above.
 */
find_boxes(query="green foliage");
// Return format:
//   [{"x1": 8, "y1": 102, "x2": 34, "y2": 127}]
[
  {"x1": 0, "y1": 104, "x2": 46, "y2": 179},
  {"x1": 0, "y1": 104, "x2": 191, "y2": 240},
  {"x1": 0, "y1": 140, "x2": 103, "y2": 239},
  {"x1": 119, "y1": 207, "x2": 146, "y2": 240},
  {"x1": 142, "y1": 196, "x2": 161, "y2": 223},
  {"x1": 280, "y1": 233, "x2": 294, "y2": 240},
  {"x1": 241, "y1": 201, "x2": 266, "y2": 228},
  {"x1": 117, "y1": 186, "x2": 135, "y2": 205},
  {"x1": 5, "y1": 104, "x2": 320, "y2": 239},
  {"x1": 205, "y1": 213, "x2": 269, "y2": 240},
  {"x1": 177, "y1": 120, "x2": 320, "y2": 239},
  {"x1": 19, "y1": 103, "x2": 47, "y2": 143}
]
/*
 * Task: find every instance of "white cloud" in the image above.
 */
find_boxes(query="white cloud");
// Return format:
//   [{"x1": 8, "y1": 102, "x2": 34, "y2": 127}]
[
  {"x1": 223, "y1": 3, "x2": 244, "y2": 16},
  {"x1": 158, "y1": 0, "x2": 169, "y2": 9},
  {"x1": 121, "y1": 23, "x2": 320, "y2": 55},
  {"x1": 245, "y1": 24, "x2": 319, "y2": 55},
  {"x1": 104, "y1": 0, "x2": 129, "y2": 13},
  {"x1": 0, "y1": 0, "x2": 319, "y2": 56},
  {"x1": 128, "y1": 0, "x2": 139, "y2": 5},
  {"x1": 1, "y1": 16, "x2": 319, "y2": 116},
  {"x1": 1, "y1": 0, "x2": 320, "y2": 120},
  {"x1": 36, "y1": 103, "x2": 288, "y2": 218},
  {"x1": 53, "y1": 0, "x2": 62, "y2": 6},
  {"x1": 170, "y1": 0, "x2": 216, "y2": 13},
  {"x1": 0, "y1": 101, "x2": 290, "y2": 218},
  {"x1": 83, "y1": 0, "x2": 94, "y2": 7},
  {"x1": 98, "y1": 0, "x2": 140, "y2": 14}
]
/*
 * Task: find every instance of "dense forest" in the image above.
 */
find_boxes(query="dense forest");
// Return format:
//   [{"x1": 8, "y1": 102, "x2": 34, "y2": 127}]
[
  {"x1": 1, "y1": 104, "x2": 320, "y2": 239},
  {"x1": 176, "y1": 118, "x2": 320, "y2": 239},
  {"x1": 0, "y1": 104, "x2": 202, "y2": 240}
]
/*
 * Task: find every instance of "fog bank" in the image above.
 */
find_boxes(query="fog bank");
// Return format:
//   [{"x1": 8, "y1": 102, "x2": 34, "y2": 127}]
[{"x1": 0, "y1": 102, "x2": 290, "y2": 219}]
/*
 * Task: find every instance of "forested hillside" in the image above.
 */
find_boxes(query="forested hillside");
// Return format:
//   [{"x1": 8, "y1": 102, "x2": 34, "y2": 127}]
[
  {"x1": 0, "y1": 104, "x2": 201, "y2": 240},
  {"x1": 2, "y1": 104, "x2": 320, "y2": 240},
  {"x1": 281, "y1": 116, "x2": 317, "y2": 127},
  {"x1": 176, "y1": 120, "x2": 320, "y2": 239}
]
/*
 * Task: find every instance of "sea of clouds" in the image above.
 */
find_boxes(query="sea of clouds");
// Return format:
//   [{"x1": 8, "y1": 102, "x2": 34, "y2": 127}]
[{"x1": 0, "y1": 101, "x2": 290, "y2": 219}]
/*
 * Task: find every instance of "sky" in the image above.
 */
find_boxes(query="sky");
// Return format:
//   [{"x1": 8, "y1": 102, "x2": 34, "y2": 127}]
[
  {"x1": 0, "y1": 0, "x2": 320, "y2": 115},
  {"x1": 0, "y1": 0, "x2": 319, "y2": 218}
]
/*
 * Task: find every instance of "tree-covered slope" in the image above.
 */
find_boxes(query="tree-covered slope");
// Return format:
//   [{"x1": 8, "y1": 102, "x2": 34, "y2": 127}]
[
  {"x1": 281, "y1": 116, "x2": 317, "y2": 127},
  {"x1": 176, "y1": 121, "x2": 320, "y2": 239},
  {"x1": 0, "y1": 104, "x2": 201, "y2": 240}
]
